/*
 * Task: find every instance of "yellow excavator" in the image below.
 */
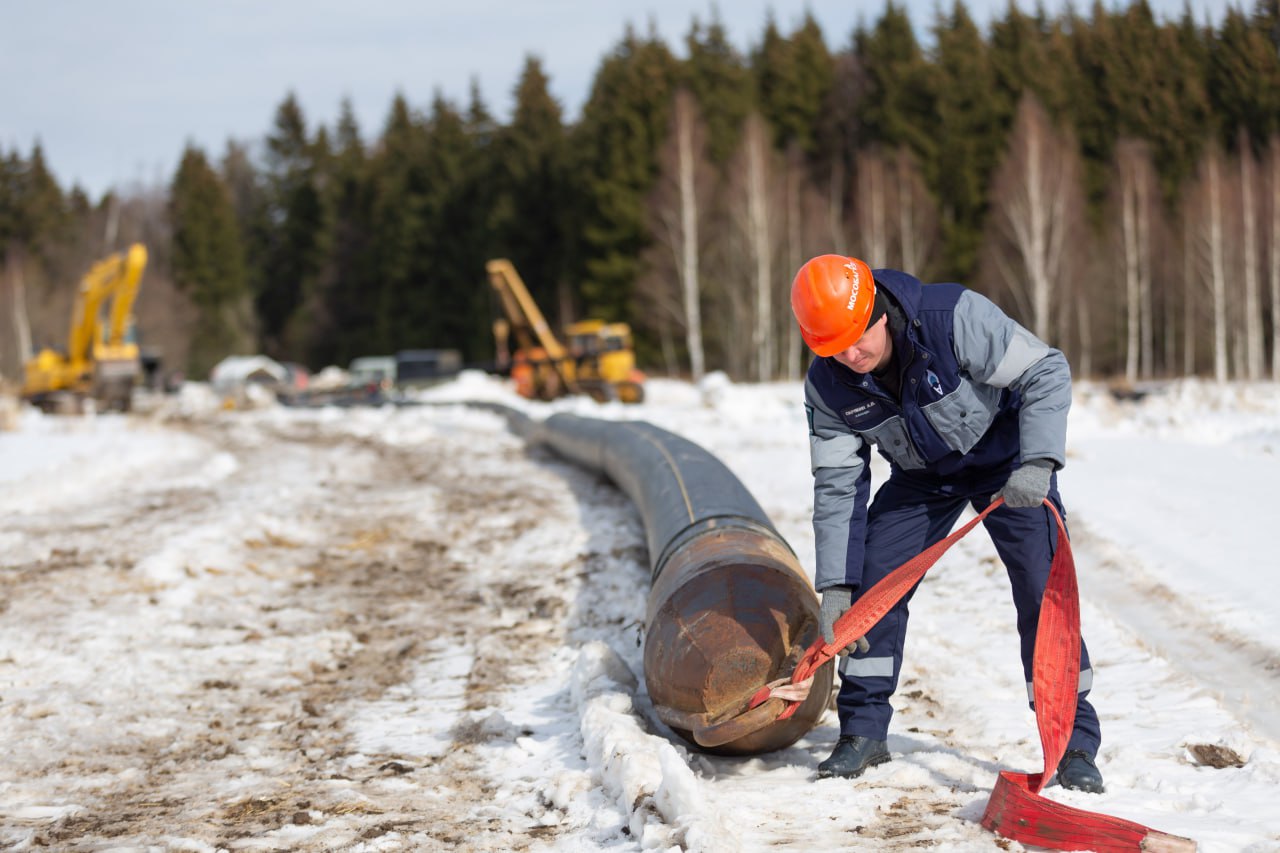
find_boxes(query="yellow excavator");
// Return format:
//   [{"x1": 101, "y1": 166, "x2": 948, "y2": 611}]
[
  {"x1": 486, "y1": 258, "x2": 645, "y2": 403},
  {"x1": 22, "y1": 243, "x2": 148, "y2": 413}
]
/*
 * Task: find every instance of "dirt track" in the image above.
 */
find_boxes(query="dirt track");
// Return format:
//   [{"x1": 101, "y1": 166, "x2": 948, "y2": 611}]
[{"x1": 0, "y1": 409, "x2": 642, "y2": 851}]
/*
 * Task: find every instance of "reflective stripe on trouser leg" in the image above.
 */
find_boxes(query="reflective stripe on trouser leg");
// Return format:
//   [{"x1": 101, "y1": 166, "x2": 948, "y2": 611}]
[
  {"x1": 976, "y1": 478, "x2": 1102, "y2": 757},
  {"x1": 1027, "y1": 667, "x2": 1093, "y2": 702},
  {"x1": 837, "y1": 479, "x2": 970, "y2": 740},
  {"x1": 840, "y1": 655, "x2": 896, "y2": 678}
]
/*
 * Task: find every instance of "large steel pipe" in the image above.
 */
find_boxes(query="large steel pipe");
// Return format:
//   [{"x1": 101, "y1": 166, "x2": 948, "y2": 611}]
[{"x1": 531, "y1": 413, "x2": 833, "y2": 755}]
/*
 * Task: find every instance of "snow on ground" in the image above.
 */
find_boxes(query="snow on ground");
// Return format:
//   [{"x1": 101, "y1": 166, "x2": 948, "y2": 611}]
[{"x1": 1, "y1": 374, "x2": 1278, "y2": 851}]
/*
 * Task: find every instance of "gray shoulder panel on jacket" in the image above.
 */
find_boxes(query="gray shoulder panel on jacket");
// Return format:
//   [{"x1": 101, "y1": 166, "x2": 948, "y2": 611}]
[
  {"x1": 951, "y1": 290, "x2": 1071, "y2": 468},
  {"x1": 953, "y1": 290, "x2": 1053, "y2": 387}
]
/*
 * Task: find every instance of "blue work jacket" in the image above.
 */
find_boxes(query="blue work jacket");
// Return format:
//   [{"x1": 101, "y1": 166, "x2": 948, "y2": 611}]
[{"x1": 804, "y1": 269, "x2": 1071, "y2": 590}]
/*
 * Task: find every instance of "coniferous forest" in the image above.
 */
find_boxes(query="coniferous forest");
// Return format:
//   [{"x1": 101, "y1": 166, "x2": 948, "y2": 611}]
[{"x1": 3, "y1": 1, "x2": 1280, "y2": 385}]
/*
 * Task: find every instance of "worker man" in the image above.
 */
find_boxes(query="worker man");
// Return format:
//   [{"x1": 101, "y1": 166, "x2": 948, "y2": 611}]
[{"x1": 792, "y1": 254, "x2": 1103, "y2": 792}]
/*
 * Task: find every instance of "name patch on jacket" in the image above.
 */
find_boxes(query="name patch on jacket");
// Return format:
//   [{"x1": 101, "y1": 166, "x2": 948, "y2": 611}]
[{"x1": 841, "y1": 400, "x2": 883, "y2": 425}]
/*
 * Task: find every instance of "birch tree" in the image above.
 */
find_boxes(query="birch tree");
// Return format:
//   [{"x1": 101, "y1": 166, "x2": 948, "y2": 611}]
[
  {"x1": 982, "y1": 94, "x2": 1084, "y2": 344},
  {"x1": 726, "y1": 113, "x2": 785, "y2": 382},
  {"x1": 780, "y1": 145, "x2": 828, "y2": 380},
  {"x1": 674, "y1": 91, "x2": 707, "y2": 381},
  {"x1": 5, "y1": 247, "x2": 33, "y2": 369},
  {"x1": 893, "y1": 146, "x2": 938, "y2": 275},
  {"x1": 855, "y1": 148, "x2": 891, "y2": 264},
  {"x1": 749, "y1": 117, "x2": 774, "y2": 381},
  {"x1": 851, "y1": 145, "x2": 938, "y2": 274},
  {"x1": 1184, "y1": 142, "x2": 1231, "y2": 381},
  {"x1": 824, "y1": 158, "x2": 847, "y2": 254},
  {"x1": 1238, "y1": 132, "x2": 1264, "y2": 379},
  {"x1": 784, "y1": 147, "x2": 804, "y2": 381},
  {"x1": 642, "y1": 89, "x2": 713, "y2": 380},
  {"x1": 1268, "y1": 135, "x2": 1280, "y2": 380},
  {"x1": 1183, "y1": 211, "x2": 1197, "y2": 376},
  {"x1": 1113, "y1": 139, "x2": 1156, "y2": 383}
]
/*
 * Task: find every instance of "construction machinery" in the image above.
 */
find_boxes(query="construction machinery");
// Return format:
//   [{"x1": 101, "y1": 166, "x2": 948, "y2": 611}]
[
  {"x1": 486, "y1": 258, "x2": 645, "y2": 403},
  {"x1": 22, "y1": 243, "x2": 148, "y2": 413}
]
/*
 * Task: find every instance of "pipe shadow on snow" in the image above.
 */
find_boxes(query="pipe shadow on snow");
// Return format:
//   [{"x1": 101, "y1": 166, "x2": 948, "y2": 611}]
[{"x1": 515, "y1": 443, "x2": 653, "y2": 712}]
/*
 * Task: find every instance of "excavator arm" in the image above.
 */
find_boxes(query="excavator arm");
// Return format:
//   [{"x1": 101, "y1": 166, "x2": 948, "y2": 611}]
[
  {"x1": 67, "y1": 243, "x2": 147, "y2": 363},
  {"x1": 486, "y1": 259, "x2": 578, "y2": 397},
  {"x1": 485, "y1": 259, "x2": 569, "y2": 361},
  {"x1": 22, "y1": 243, "x2": 148, "y2": 412}
]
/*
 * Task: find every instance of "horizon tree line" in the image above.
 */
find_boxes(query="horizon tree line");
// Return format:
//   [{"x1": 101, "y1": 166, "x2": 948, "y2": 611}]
[{"x1": 2, "y1": 0, "x2": 1278, "y2": 386}]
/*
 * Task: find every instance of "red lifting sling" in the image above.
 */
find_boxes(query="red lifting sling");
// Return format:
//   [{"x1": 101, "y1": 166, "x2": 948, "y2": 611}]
[{"x1": 751, "y1": 498, "x2": 1196, "y2": 852}]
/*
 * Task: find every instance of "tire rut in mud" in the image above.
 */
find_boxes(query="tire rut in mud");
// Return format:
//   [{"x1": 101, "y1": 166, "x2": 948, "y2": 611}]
[
  {"x1": 12, "y1": 414, "x2": 584, "y2": 851},
  {"x1": 1073, "y1": 523, "x2": 1280, "y2": 741}
]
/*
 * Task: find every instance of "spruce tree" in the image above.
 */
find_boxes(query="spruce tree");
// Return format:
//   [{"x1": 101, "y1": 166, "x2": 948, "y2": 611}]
[
  {"x1": 14, "y1": 143, "x2": 67, "y2": 254},
  {"x1": 854, "y1": 3, "x2": 935, "y2": 172},
  {"x1": 418, "y1": 92, "x2": 484, "y2": 355},
  {"x1": 0, "y1": 149, "x2": 22, "y2": 248},
  {"x1": 753, "y1": 13, "x2": 834, "y2": 156},
  {"x1": 169, "y1": 145, "x2": 253, "y2": 377},
  {"x1": 1106, "y1": 4, "x2": 1207, "y2": 205},
  {"x1": 683, "y1": 14, "x2": 752, "y2": 167},
  {"x1": 1210, "y1": 6, "x2": 1280, "y2": 151},
  {"x1": 1152, "y1": 10, "x2": 1212, "y2": 202},
  {"x1": 572, "y1": 26, "x2": 678, "y2": 329},
  {"x1": 317, "y1": 99, "x2": 375, "y2": 367},
  {"x1": 989, "y1": 3, "x2": 1069, "y2": 130},
  {"x1": 221, "y1": 140, "x2": 271, "y2": 348},
  {"x1": 929, "y1": 1, "x2": 1003, "y2": 279},
  {"x1": 786, "y1": 13, "x2": 835, "y2": 157},
  {"x1": 460, "y1": 80, "x2": 504, "y2": 361},
  {"x1": 4, "y1": 144, "x2": 69, "y2": 369},
  {"x1": 368, "y1": 93, "x2": 431, "y2": 354},
  {"x1": 811, "y1": 41, "x2": 861, "y2": 232},
  {"x1": 258, "y1": 93, "x2": 331, "y2": 360},
  {"x1": 490, "y1": 57, "x2": 572, "y2": 324}
]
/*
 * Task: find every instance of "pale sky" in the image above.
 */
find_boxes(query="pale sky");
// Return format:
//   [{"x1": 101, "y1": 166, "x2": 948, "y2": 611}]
[{"x1": 1, "y1": 0, "x2": 1234, "y2": 199}]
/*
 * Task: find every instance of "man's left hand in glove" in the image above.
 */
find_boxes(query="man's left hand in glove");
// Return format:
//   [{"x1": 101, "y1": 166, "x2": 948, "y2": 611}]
[{"x1": 994, "y1": 458, "x2": 1054, "y2": 508}]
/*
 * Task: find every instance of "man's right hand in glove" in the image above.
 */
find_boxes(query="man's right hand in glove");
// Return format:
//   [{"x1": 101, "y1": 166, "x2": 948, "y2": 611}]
[
  {"x1": 820, "y1": 585, "x2": 870, "y2": 655},
  {"x1": 994, "y1": 458, "x2": 1054, "y2": 508}
]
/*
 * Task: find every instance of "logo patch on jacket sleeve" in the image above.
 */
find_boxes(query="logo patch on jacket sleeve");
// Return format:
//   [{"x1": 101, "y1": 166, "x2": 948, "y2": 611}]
[
  {"x1": 805, "y1": 403, "x2": 816, "y2": 436},
  {"x1": 841, "y1": 400, "x2": 882, "y2": 425}
]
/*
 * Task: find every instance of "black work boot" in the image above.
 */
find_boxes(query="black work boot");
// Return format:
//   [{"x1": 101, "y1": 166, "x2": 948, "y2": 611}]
[
  {"x1": 817, "y1": 736, "x2": 891, "y2": 779},
  {"x1": 1057, "y1": 750, "x2": 1105, "y2": 793}
]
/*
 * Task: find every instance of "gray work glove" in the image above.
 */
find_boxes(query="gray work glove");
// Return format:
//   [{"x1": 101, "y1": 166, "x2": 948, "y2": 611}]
[
  {"x1": 994, "y1": 458, "x2": 1054, "y2": 508},
  {"x1": 819, "y1": 585, "x2": 870, "y2": 655}
]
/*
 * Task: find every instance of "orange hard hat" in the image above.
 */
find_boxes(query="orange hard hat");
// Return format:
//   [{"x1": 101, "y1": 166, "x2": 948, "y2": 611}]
[{"x1": 790, "y1": 254, "x2": 876, "y2": 357}]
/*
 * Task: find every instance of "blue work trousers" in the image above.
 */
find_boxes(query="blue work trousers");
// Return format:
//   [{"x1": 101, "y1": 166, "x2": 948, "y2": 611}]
[{"x1": 836, "y1": 472, "x2": 1102, "y2": 757}]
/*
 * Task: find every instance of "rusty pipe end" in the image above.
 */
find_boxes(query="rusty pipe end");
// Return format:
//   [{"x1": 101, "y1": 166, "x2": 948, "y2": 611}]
[{"x1": 643, "y1": 527, "x2": 834, "y2": 755}]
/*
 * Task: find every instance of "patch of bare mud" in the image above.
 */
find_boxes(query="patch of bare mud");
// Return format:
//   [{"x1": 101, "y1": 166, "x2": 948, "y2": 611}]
[{"x1": 1, "y1": 412, "x2": 595, "y2": 851}]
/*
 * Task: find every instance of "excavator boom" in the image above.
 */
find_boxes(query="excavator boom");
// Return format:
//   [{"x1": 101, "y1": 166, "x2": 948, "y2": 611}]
[
  {"x1": 486, "y1": 258, "x2": 579, "y2": 398},
  {"x1": 22, "y1": 243, "x2": 148, "y2": 413},
  {"x1": 65, "y1": 243, "x2": 146, "y2": 360},
  {"x1": 485, "y1": 259, "x2": 569, "y2": 361}
]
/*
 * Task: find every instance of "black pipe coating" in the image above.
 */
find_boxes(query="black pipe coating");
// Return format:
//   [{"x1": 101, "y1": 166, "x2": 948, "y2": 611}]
[
  {"x1": 532, "y1": 413, "x2": 792, "y2": 580},
  {"x1": 526, "y1": 411, "x2": 831, "y2": 754}
]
